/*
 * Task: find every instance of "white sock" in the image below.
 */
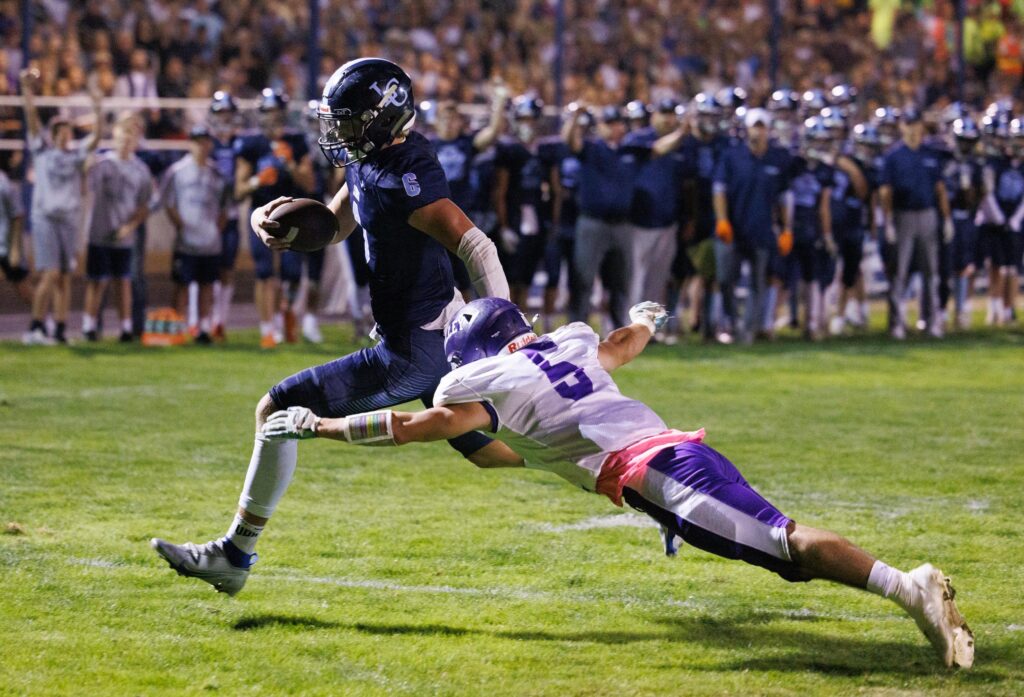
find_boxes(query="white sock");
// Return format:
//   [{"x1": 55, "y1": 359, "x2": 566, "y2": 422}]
[
  {"x1": 82, "y1": 314, "x2": 96, "y2": 333},
  {"x1": 238, "y1": 432, "x2": 297, "y2": 520},
  {"x1": 188, "y1": 282, "x2": 199, "y2": 329},
  {"x1": 866, "y1": 560, "x2": 913, "y2": 610},
  {"x1": 199, "y1": 317, "x2": 211, "y2": 333},
  {"x1": 259, "y1": 321, "x2": 274, "y2": 337},
  {"x1": 121, "y1": 318, "x2": 132, "y2": 333},
  {"x1": 226, "y1": 512, "x2": 264, "y2": 555},
  {"x1": 211, "y1": 281, "x2": 223, "y2": 326},
  {"x1": 860, "y1": 301, "x2": 870, "y2": 324},
  {"x1": 220, "y1": 284, "x2": 234, "y2": 326}
]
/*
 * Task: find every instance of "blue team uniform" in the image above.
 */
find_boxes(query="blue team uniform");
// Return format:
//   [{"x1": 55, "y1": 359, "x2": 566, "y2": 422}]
[
  {"x1": 270, "y1": 131, "x2": 490, "y2": 456},
  {"x1": 830, "y1": 157, "x2": 868, "y2": 289},
  {"x1": 235, "y1": 131, "x2": 310, "y2": 282},
  {"x1": 941, "y1": 157, "x2": 981, "y2": 274},
  {"x1": 980, "y1": 156, "x2": 1024, "y2": 268},
  {"x1": 212, "y1": 136, "x2": 240, "y2": 270},
  {"x1": 431, "y1": 132, "x2": 482, "y2": 291},
  {"x1": 538, "y1": 138, "x2": 578, "y2": 290},
  {"x1": 789, "y1": 158, "x2": 835, "y2": 286},
  {"x1": 623, "y1": 127, "x2": 689, "y2": 229},
  {"x1": 494, "y1": 137, "x2": 549, "y2": 286}
]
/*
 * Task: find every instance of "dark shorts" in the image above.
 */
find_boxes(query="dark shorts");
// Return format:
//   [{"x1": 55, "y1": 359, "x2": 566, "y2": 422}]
[
  {"x1": 950, "y1": 215, "x2": 977, "y2": 273},
  {"x1": 978, "y1": 224, "x2": 1016, "y2": 268},
  {"x1": 305, "y1": 248, "x2": 326, "y2": 283},
  {"x1": 249, "y1": 227, "x2": 303, "y2": 282},
  {"x1": 543, "y1": 228, "x2": 574, "y2": 289},
  {"x1": 269, "y1": 326, "x2": 491, "y2": 457},
  {"x1": 86, "y1": 244, "x2": 132, "y2": 280},
  {"x1": 172, "y1": 252, "x2": 220, "y2": 285},
  {"x1": 623, "y1": 441, "x2": 803, "y2": 583},
  {"x1": 838, "y1": 236, "x2": 864, "y2": 288},
  {"x1": 220, "y1": 220, "x2": 240, "y2": 271},
  {"x1": 507, "y1": 233, "x2": 546, "y2": 287},
  {"x1": 0, "y1": 254, "x2": 28, "y2": 283}
]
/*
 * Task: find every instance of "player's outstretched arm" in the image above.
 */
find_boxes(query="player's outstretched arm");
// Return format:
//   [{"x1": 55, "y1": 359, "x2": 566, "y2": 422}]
[
  {"x1": 263, "y1": 403, "x2": 490, "y2": 445},
  {"x1": 597, "y1": 302, "x2": 669, "y2": 372}
]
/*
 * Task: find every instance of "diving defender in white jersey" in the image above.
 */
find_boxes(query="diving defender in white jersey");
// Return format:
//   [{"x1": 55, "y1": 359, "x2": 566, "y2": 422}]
[{"x1": 260, "y1": 297, "x2": 974, "y2": 669}]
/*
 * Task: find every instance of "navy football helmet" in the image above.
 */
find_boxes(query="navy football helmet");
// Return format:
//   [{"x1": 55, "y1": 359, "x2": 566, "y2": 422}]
[
  {"x1": 624, "y1": 99, "x2": 649, "y2": 123},
  {"x1": 258, "y1": 88, "x2": 288, "y2": 113},
  {"x1": 209, "y1": 90, "x2": 238, "y2": 114},
  {"x1": 511, "y1": 95, "x2": 545, "y2": 121},
  {"x1": 768, "y1": 89, "x2": 800, "y2": 112},
  {"x1": 317, "y1": 58, "x2": 416, "y2": 166},
  {"x1": 444, "y1": 298, "x2": 534, "y2": 369}
]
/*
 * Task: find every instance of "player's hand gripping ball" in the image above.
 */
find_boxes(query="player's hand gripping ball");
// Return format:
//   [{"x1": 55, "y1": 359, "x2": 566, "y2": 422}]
[
  {"x1": 263, "y1": 407, "x2": 321, "y2": 441},
  {"x1": 256, "y1": 197, "x2": 340, "y2": 252},
  {"x1": 629, "y1": 301, "x2": 669, "y2": 334}
]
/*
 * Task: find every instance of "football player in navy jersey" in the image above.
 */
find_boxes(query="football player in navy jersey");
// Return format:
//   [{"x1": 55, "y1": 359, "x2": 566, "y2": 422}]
[
  {"x1": 152, "y1": 58, "x2": 513, "y2": 596},
  {"x1": 819, "y1": 118, "x2": 870, "y2": 335},
  {"x1": 537, "y1": 116, "x2": 585, "y2": 332},
  {"x1": 788, "y1": 117, "x2": 837, "y2": 339},
  {"x1": 234, "y1": 88, "x2": 316, "y2": 348},
  {"x1": 431, "y1": 91, "x2": 508, "y2": 297},
  {"x1": 976, "y1": 112, "x2": 1019, "y2": 326},
  {"x1": 208, "y1": 91, "x2": 242, "y2": 341},
  {"x1": 494, "y1": 95, "x2": 551, "y2": 309},
  {"x1": 942, "y1": 118, "x2": 982, "y2": 329},
  {"x1": 852, "y1": 122, "x2": 894, "y2": 331}
]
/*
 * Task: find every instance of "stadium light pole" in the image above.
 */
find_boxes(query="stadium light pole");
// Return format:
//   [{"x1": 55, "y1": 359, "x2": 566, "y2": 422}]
[
  {"x1": 769, "y1": 0, "x2": 780, "y2": 90},
  {"x1": 554, "y1": 0, "x2": 565, "y2": 112},
  {"x1": 308, "y1": 0, "x2": 321, "y2": 101},
  {"x1": 955, "y1": 0, "x2": 966, "y2": 102}
]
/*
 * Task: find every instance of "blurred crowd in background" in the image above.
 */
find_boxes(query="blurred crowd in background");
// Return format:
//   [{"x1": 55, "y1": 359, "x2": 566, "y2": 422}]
[
  {"x1": 5, "y1": 1, "x2": 1024, "y2": 137},
  {"x1": 2, "y1": 0, "x2": 1024, "y2": 348}
]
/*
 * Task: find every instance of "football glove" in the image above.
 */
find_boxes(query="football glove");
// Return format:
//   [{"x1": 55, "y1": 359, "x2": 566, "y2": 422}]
[
  {"x1": 777, "y1": 229, "x2": 793, "y2": 256},
  {"x1": 715, "y1": 219, "x2": 733, "y2": 244},
  {"x1": 629, "y1": 301, "x2": 669, "y2": 333},
  {"x1": 262, "y1": 407, "x2": 320, "y2": 440}
]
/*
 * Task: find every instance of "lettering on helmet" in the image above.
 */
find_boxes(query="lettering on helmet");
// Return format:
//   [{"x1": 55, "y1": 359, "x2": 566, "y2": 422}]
[
  {"x1": 505, "y1": 333, "x2": 538, "y2": 355},
  {"x1": 370, "y1": 78, "x2": 409, "y2": 107}
]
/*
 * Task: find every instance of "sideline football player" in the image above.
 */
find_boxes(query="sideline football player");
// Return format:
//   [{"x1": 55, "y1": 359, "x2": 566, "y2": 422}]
[
  {"x1": 256, "y1": 298, "x2": 973, "y2": 670},
  {"x1": 152, "y1": 58, "x2": 513, "y2": 587}
]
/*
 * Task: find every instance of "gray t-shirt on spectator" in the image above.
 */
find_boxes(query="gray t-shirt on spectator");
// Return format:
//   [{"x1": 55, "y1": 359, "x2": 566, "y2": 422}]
[
  {"x1": 160, "y1": 154, "x2": 228, "y2": 256},
  {"x1": 29, "y1": 134, "x2": 88, "y2": 220},
  {"x1": 87, "y1": 152, "x2": 154, "y2": 248},
  {"x1": 0, "y1": 170, "x2": 24, "y2": 257}
]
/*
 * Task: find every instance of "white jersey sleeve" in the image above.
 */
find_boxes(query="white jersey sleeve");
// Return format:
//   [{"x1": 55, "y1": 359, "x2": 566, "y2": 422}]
[{"x1": 435, "y1": 323, "x2": 667, "y2": 493}]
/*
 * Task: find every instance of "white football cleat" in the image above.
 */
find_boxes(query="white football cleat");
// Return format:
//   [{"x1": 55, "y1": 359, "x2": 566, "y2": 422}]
[
  {"x1": 151, "y1": 538, "x2": 254, "y2": 597},
  {"x1": 21, "y1": 328, "x2": 55, "y2": 346},
  {"x1": 904, "y1": 563, "x2": 974, "y2": 668}
]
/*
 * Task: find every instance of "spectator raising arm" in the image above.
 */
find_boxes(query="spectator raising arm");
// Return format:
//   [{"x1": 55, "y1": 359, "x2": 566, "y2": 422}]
[{"x1": 472, "y1": 85, "x2": 510, "y2": 151}]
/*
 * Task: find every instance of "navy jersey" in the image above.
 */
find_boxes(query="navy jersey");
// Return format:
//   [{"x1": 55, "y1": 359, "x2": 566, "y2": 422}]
[
  {"x1": 624, "y1": 127, "x2": 692, "y2": 228},
  {"x1": 577, "y1": 138, "x2": 643, "y2": 221},
  {"x1": 942, "y1": 157, "x2": 981, "y2": 213},
  {"x1": 790, "y1": 158, "x2": 833, "y2": 242},
  {"x1": 212, "y1": 136, "x2": 239, "y2": 219},
  {"x1": 537, "y1": 138, "x2": 580, "y2": 230},
  {"x1": 988, "y1": 156, "x2": 1024, "y2": 218},
  {"x1": 829, "y1": 158, "x2": 867, "y2": 239},
  {"x1": 683, "y1": 134, "x2": 729, "y2": 241},
  {"x1": 344, "y1": 131, "x2": 456, "y2": 337},
  {"x1": 713, "y1": 142, "x2": 792, "y2": 248},
  {"x1": 494, "y1": 138, "x2": 547, "y2": 231},
  {"x1": 431, "y1": 133, "x2": 478, "y2": 211},
  {"x1": 881, "y1": 143, "x2": 942, "y2": 211},
  {"x1": 235, "y1": 131, "x2": 310, "y2": 208}
]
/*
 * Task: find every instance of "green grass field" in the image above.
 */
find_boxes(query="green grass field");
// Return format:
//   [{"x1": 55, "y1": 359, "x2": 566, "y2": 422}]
[{"x1": 2, "y1": 326, "x2": 1023, "y2": 696}]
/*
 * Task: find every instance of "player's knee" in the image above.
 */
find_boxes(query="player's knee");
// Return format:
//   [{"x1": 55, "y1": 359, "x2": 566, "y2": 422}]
[{"x1": 255, "y1": 393, "x2": 277, "y2": 428}]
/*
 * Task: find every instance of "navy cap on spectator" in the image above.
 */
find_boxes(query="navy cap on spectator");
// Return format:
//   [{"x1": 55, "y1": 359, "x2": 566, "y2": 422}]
[
  {"x1": 901, "y1": 107, "x2": 922, "y2": 125},
  {"x1": 599, "y1": 105, "x2": 625, "y2": 124},
  {"x1": 652, "y1": 98, "x2": 679, "y2": 114},
  {"x1": 189, "y1": 123, "x2": 213, "y2": 139}
]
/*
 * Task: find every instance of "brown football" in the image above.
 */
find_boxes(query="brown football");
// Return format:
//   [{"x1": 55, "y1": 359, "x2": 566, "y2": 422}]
[{"x1": 266, "y1": 198, "x2": 339, "y2": 253}]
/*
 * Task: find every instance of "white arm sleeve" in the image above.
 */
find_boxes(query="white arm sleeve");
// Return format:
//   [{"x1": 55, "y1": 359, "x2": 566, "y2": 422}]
[{"x1": 457, "y1": 227, "x2": 510, "y2": 300}]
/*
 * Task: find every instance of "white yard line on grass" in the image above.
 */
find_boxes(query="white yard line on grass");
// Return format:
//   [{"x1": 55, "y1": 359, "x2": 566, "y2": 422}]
[{"x1": 532, "y1": 514, "x2": 655, "y2": 533}]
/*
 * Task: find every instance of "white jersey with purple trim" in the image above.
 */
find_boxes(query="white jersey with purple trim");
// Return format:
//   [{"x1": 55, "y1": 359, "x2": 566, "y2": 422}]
[{"x1": 433, "y1": 322, "x2": 667, "y2": 493}]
